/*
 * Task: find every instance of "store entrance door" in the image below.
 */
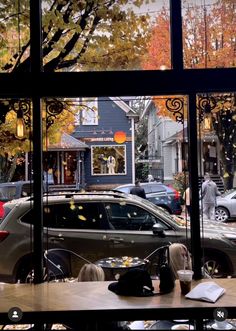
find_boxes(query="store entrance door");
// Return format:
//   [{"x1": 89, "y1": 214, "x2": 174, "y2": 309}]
[{"x1": 203, "y1": 141, "x2": 218, "y2": 175}]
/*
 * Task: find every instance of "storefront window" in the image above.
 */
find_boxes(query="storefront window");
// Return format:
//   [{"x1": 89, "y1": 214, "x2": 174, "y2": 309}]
[
  {"x1": 91, "y1": 145, "x2": 126, "y2": 176},
  {"x1": 43, "y1": 151, "x2": 77, "y2": 185}
]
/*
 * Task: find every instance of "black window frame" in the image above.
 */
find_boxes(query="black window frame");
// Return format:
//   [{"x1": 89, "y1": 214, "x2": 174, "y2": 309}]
[{"x1": 0, "y1": 0, "x2": 235, "y2": 282}]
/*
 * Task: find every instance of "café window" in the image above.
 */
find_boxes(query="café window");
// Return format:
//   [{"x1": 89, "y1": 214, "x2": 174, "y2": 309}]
[{"x1": 91, "y1": 145, "x2": 126, "y2": 176}]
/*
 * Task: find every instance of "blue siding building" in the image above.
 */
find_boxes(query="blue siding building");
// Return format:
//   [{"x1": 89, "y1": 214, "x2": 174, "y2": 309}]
[{"x1": 72, "y1": 97, "x2": 138, "y2": 190}]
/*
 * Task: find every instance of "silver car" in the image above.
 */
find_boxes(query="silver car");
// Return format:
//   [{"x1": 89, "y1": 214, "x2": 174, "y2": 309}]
[{"x1": 216, "y1": 189, "x2": 236, "y2": 222}]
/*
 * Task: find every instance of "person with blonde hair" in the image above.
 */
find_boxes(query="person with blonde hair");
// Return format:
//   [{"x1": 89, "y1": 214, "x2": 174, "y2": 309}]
[
  {"x1": 77, "y1": 263, "x2": 105, "y2": 282},
  {"x1": 74, "y1": 264, "x2": 128, "y2": 330},
  {"x1": 169, "y1": 243, "x2": 192, "y2": 279}
]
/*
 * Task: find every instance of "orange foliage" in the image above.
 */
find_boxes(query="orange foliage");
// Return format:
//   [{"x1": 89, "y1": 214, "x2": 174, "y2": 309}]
[
  {"x1": 142, "y1": 7, "x2": 171, "y2": 70},
  {"x1": 141, "y1": 1, "x2": 235, "y2": 119}
]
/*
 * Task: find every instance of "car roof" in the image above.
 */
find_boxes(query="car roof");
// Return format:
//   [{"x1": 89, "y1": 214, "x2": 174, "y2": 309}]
[
  {"x1": 114, "y1": 182, "x2": 172, "y2": 193},
  {"x1": 3, "y1": 191, "x2": 135, "y2": 205},
  {"x1": 0, "y1": 181, "x2": 32, "y2": 187}
]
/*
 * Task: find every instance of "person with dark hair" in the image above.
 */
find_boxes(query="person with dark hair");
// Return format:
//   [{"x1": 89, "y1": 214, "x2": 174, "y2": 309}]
[
  {"x1": 98, "y1": 153, "x2": 107, "y2": 174},
  {"x1": 130, "y1": 180, "x2": 146, "y2": 199}
]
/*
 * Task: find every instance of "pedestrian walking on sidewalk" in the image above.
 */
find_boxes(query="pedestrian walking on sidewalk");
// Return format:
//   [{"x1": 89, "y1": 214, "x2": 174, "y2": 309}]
[
  {"x1": 130, "y1": 179, "x2": 146, "y2": 199},
  {"x1": 183, "y1": 186, "x2": 190, "y2": 217},
  {"x1": 201, "y1": 173, "x2": 221, "y2": 221}
]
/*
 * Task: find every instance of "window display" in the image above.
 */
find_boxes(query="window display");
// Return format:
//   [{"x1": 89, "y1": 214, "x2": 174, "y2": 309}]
[{"x1": 92, "y1": 145, "x2": 126, "y2": 175}]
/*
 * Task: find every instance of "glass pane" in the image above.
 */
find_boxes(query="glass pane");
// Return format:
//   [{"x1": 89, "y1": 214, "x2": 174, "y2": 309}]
[
  {"x1": 0, "y1": 1, "x2": 30, "y2": 73},
  {"x1": 2, "y1": 93, "x2": 236, "y2": 283},
  {"x1": 197, "y1": 92, "x2": 236, "y2": 191},
  {"x1": 92, "y1": 146, "x2": 126, "y2": 175},
  {"x1": 0, "y1": 98, "x2": 32, "y2": 182},
  {"x1": 39, "y1": 0, "x2": 170, "y2": 72},
  {"x1": 183, "y1": 0, "x2": 236, "y2": 69}
]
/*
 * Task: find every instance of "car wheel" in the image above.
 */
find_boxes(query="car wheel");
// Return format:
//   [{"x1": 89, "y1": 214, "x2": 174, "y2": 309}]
[
  {"x1": 215, "y1": 207, "x2": 229, "y2": 222},
  {"x1": 203, "y1": 256, "x2": 228, "y2": 278}
]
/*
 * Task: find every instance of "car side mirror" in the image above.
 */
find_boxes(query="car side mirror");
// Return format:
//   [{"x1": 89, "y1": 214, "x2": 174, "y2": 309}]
[{"x1": 152, "y1": 223, "x2": 166, "y2": 237}]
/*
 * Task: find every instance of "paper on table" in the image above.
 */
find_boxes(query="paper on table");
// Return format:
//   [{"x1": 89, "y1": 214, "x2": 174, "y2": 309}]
[{"x1": 185, "y1": 281, "x2": 225, "y2": 303}]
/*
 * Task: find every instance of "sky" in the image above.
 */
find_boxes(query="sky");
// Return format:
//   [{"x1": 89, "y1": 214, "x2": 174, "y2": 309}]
[{"x1": 131, "y1": 0, "x2": 217, "y2": 16}]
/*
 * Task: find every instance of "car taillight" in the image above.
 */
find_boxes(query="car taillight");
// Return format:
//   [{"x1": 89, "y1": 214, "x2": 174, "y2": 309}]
[
  {"x1": 167, "y1": 184, "x2": 181, "y2": 201},
  {"x1": 0, "y1": 231, "x2": 9, "y2": 242},
  {"x1": 0, "y1": 201, "x2": 5, "y2": 218},
  {"x1": 173, "y1": 189, "x2": 180, "y2": 201}
]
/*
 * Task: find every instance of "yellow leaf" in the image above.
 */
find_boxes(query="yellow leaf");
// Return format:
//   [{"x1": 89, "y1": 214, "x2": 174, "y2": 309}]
[{"x1": 78, "y1": 215, "x2": 86, "y2": 221}]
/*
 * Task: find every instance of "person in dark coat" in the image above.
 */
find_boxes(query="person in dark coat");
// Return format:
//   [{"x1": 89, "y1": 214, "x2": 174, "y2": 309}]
[{"x1": 130, "y1": 180, "x2": 146, "y2": 199}]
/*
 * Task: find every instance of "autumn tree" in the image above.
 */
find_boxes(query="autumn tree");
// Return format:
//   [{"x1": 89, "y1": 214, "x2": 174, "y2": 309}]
[
  {"x1": 0, "y1": 0, "x2": 152, "y2": 181},
  {"x1": 210, "y1": 93, "x2": 236, "y2": 189},
  {"x1": 0, "y1": 0, "x2": 151, "y2": 72},
  {"x1": 141, "y1": 0, "x2": 236, "y2": 188},
  {"x1": 0, "y1": 99, "x2": 76, "y2": 182}
]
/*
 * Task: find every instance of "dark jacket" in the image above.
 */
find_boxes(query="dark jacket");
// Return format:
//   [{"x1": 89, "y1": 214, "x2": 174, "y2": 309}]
[{"x1": 130, "y1": 186, "x2": 146, "y2": 199}]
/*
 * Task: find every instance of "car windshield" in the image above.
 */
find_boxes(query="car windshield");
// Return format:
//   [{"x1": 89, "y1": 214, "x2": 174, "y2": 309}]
[
  {"x1": 0, "y1": 186, "x2": 17, "y2": 202},
  {"x1": 128, "y1": 194, "x2": 188, "y2": 227}
]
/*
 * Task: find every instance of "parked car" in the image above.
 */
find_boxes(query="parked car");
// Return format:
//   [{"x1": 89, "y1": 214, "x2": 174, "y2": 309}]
[
  {"x1": 215, "y1": 189, "x2": 236, "y2": 222},
  {"x1": 0, "y1": 181, "x2": 55, "y2": 219},
  {"x1": 0, "y1": 181, "x2": 35, "y2": 219},
  {"x1": 1, "y1": 191, "x2": 236, "y2": 283},
  {"x1": 113, "y1": 182, "x2": 182, "y2": 215}
]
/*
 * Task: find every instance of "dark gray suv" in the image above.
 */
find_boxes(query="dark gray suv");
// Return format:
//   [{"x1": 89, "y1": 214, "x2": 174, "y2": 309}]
[
  {"x1": 0, "y1": 191, "x2": 236, "y2": 283},
  {"x1": 114, "y1": 182, "x2": 182, "y2": 215}
]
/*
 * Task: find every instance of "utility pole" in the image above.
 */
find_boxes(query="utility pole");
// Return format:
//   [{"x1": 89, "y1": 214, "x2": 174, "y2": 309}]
[{"x1": 203, "y1": 0, "x2": 208, "y2": 68}]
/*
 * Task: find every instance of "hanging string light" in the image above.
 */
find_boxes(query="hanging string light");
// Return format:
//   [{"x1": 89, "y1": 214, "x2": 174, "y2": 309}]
[
  {"x1": 16, "y1": 106, "x2": 26, "y2": 139},
  {"x1": 203, "y1": 102, "x2": 213, "y2": 132}
]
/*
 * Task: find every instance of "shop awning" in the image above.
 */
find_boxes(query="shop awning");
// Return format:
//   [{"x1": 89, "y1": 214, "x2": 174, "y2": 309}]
[{"x1": 48, "y1": 133, "x2": 89, "y2": 151}]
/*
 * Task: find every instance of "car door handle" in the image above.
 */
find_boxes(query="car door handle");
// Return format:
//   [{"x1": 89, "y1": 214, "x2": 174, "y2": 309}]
[
  {"x1": 109, "y1": 237, "x2": 124, "y2": 243},
  {"x1": 49, "y1": 236, "x2": 64, "y2": 241}
]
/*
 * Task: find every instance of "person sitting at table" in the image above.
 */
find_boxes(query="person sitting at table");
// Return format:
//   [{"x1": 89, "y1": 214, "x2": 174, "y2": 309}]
[
  {"x1": 169, "y1": 243, "x2": 192, "y2": 279},
  {"x1": 77, "y1": 263, "x2": 105, "y2": 282},
  {"x1": 65, "y1": 263, "x2": 128, "y2": 331},
  {"x1": 169, "y1": 243, "x2": 211, "y2": 279}
]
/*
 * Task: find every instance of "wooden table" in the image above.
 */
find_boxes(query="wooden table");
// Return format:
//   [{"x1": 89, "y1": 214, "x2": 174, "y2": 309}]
[{"x1": 0, "y1": 279, "x2": 236, "y2": 325}]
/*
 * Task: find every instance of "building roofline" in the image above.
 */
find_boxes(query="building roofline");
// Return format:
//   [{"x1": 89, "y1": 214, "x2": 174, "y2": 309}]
[{"x1": 109, "y1": 96, "x2": 136, "y2": 114}]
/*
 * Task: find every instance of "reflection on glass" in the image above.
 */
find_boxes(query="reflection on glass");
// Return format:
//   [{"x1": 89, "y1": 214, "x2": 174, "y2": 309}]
[{"x1": 92, "y1": 145, "x2": 126, "y2": 175}]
